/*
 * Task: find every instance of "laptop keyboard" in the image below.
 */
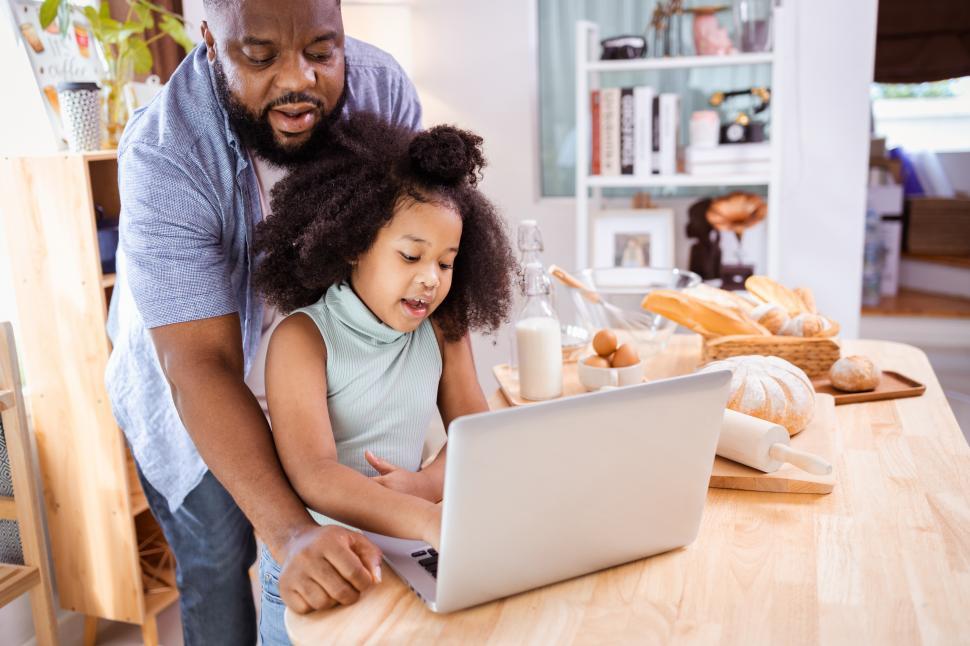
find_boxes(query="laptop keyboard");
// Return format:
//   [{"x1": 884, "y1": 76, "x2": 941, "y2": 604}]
[{"x1": 410, "y1": 548, "x2": 438, "y2": 578}]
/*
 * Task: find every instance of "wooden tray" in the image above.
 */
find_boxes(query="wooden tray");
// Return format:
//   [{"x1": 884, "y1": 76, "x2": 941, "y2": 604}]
[
  {"x1": 493, "y1": 363, "x2": 626, "y2": 406},
  {"x1": 709, "y1": 394, "x2": 837, "y2": 495},
  {"x1": 812, "y1": 370, "x2": 926, "y2": 405}
]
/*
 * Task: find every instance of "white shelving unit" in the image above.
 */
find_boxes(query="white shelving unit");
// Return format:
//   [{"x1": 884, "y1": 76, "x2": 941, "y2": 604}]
[{"x1": 574, "y1": 18, "x2": 785, "y2": 275}]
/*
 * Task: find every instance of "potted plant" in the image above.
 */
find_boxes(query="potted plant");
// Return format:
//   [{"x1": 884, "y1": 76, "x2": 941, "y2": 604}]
[{"x1": 39, "y1": 0, "x2": 194, "y2": 146}]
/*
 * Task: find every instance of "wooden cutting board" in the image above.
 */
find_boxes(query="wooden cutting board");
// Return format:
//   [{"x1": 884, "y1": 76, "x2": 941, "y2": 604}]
[{"x1": 709, "y1": 394, "x2": 837, "y2": 494}]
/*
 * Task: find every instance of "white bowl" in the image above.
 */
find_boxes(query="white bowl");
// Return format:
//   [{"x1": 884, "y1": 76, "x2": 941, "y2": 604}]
[{"x1": 577, "y1": 356, "x2": 643, "y2": 391}]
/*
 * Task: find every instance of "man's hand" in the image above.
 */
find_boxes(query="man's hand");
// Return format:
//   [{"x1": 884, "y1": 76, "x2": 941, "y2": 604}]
[
  {"x1": 278, "y1": 525, "x2": 383, "y2": 614},
  {"x1": 365, "y1": 451, "x2": 441, "y2": 502}
]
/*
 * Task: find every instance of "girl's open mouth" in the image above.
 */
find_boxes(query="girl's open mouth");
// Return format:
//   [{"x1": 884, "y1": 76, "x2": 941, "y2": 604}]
[{"x1": 401, "y1": 298, "x2": 430, "y2": 318}]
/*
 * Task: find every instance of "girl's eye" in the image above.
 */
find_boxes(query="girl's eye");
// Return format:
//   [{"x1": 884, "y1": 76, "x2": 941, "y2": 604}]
[
  {"x1": 439, "y1": 263, "x2": 453, "y2": 270},
  {"x1": 400, "y1": 253, "x2": 419, "y2": 263}
]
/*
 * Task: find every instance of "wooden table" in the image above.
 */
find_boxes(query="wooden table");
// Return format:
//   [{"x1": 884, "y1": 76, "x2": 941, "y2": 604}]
[{"x1": 286, "y1": 337, "x2": 970, "y2": 645}]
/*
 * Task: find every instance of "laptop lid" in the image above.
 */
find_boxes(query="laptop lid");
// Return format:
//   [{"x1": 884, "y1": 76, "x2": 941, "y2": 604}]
[{"x1": 433, "y1": 370, "x2": 730, "y2": 613}]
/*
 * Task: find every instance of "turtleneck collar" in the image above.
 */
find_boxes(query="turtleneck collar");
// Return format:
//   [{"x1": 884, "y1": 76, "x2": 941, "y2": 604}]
[{"x1": 325, "y1": 282, "x2": 408, "y2": 346}]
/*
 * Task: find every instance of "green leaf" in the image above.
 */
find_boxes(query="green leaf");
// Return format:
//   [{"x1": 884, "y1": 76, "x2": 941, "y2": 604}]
[
  {"x1": 99, "y1": 0, "x2": 111, "y2": 21},
  {"x1": 133, "y1": 3, "x2": 153, "y2": 29},
  {"x1": 39, "y1": 0, "x2": 61, "y2": 28},
  {"x1": 128, "y1": 37, "x2": 153, "y2": 74},
  {"x1": 83, "y1": 5, "x2": 100, "y2": 30},
  {"x1": 158, "y1": 14, "x2": 195, "y2": 53}
]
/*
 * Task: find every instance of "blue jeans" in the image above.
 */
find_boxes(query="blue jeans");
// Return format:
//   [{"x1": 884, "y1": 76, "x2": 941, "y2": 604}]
[
  {"x1": 136, "y1": 464, "x2": 257, "y2": 645},
  {"x1": 258, "y1": 545, "x2": 292, "y2": 645}
]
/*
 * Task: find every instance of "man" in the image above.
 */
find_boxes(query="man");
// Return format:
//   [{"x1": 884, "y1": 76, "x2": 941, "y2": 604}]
[{"x1": 106, "y1": 1, "x2": 421, "y2": 642}]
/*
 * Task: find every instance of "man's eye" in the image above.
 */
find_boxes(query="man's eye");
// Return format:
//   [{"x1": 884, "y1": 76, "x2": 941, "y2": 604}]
[
  {"x1": 307, "y1": 51, "x2": 333, "y2": 62},
  {"x1": 246, "y1": 54, "x2": 276, "y2": 65}
]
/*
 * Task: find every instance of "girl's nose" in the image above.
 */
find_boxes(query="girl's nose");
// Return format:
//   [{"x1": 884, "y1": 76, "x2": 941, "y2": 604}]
[{"x1": 418, "y1": 269, "x2": 440, "y2": 290}]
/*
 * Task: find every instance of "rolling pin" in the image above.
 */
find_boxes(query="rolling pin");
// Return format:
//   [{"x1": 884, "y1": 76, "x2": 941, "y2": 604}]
[{"x1": 719, "y1": 409, "x2": 833, "y2": 475}]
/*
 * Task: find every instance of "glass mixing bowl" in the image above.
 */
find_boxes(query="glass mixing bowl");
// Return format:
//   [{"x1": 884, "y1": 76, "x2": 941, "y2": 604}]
[{"x1": 570, "y1": 266, "x2": 702, "y2": 359}]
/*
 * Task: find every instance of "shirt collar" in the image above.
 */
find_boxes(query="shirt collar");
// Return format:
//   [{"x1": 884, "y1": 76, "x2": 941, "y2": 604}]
[{"x1": 326, "y1": 282, "x2": 407, "y2": 346}]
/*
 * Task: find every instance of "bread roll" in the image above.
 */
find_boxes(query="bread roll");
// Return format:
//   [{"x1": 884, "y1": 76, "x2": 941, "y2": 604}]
[
  {"x1": 698, "y1": 355, "x2": 815, "y2": 435},
  {"x1": 829, "y1": 355, "x2": 880, "y2": 392},
  {"x1": 751, "y1": 303, "x2": 789, "y2": 334}
]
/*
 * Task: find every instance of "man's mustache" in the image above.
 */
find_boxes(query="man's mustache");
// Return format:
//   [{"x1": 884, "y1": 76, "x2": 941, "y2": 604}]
[{"x1": 262, "y1": 93, "x2": 325, "y2": 117}]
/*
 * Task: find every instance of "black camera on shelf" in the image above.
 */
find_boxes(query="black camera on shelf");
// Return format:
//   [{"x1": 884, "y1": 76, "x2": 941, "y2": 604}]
[
  {"x1": 600, "y1": 35, "x2": 646, "y2": 60},
  {"x1": 709, "y1": 87, "x2": 770, "y2": 144}
]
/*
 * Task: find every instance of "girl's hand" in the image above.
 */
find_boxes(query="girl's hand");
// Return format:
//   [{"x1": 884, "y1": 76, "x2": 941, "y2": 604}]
[{"x1": 365, "y1": 451, "x2": 441, "y2": 502}]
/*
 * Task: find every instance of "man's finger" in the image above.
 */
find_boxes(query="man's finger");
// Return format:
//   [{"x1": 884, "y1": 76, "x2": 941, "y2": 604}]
[
  {"x1": 321, "y1": 536, "x2": 379, "y2": 593},
  {"x1": 280, "y1": 586, "x2": 311, "y2": 615},
  {"x1": 349, "y1": 531, "x2": 384, "y2": 584},
  {"x1": 297, "y1": 578, "x2": 340, "y2": 612},
  {"x1": 365, "y1": 450, "x2": 396, "y2": 475}
]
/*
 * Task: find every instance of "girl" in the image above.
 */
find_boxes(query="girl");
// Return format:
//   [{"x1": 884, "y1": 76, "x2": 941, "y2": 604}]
[{"x1": 253, "y1": 112, "x2": 517, "y2": 643}]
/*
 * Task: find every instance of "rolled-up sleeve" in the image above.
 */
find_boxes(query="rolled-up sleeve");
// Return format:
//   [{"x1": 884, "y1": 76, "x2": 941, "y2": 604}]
[{"x1": 119, "y1": 142, "x2": 238, "y2": 328}]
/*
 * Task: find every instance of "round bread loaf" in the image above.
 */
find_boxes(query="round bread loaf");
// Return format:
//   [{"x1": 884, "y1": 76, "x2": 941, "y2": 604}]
[
  {"x1": 829, "y1": 355, "x2": 880, "y2": 392},
  {"x1": 698, "y1": 355, "x2": 815, "y2": 436}
]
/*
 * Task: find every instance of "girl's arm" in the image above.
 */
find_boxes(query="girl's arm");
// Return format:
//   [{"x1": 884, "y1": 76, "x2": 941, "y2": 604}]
[
  {"x1": 367, "y1": 326, "x2": 489, "y2": 501},
  {"x1": 266, "y1": 313, "x2": 440, "y2": 547}
]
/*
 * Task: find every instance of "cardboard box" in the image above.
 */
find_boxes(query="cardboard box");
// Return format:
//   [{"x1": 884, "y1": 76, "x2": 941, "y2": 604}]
[{"x1": 905, "y1": 197, "x2": 970, "y2": 256}]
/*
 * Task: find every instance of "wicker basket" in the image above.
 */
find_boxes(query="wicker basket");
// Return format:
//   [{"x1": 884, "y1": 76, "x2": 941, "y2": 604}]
[{"x1": 702, "y1": 335, "x2": 841, "y2": 377}]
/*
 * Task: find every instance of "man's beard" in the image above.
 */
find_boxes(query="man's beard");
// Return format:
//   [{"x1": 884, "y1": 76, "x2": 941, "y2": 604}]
[{"x1": 212, "y1": 56, "x2": 348, "y2": 167}]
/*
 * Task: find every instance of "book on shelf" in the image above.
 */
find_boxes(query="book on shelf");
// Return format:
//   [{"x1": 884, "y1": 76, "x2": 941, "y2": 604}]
[
  {"x1": 658, "y1": 93, "x2": 680, "y2": 177},
  {"x1": 633, "y1": 86, "x2": 654, "y2": 177},
  {"x1": 685, "y1": 142, "x2": 771, "y2": 176},
  {"x1": 619, "y1": 88, "x2": 635, "y2": 175},
  {"x1": 600, "y1": 87, "x2": 621, "y2": 176},
  {"x1": 590, "y1": 90, "x2": 601, "y2": 175},
  {"x1": 590, "y1": 86, "x2": 680, "y2": 178}
]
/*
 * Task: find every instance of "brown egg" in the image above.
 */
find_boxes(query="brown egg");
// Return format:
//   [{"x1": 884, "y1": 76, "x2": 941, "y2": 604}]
[
  {"x1": 610, "y1": 343, "x2": 640, "y2": 368},
  {"x1": 592, "y1": 329, "x2": 618, "y2": 357},
  {"x1": 584, "y1": 355, "x2": 611, "y2": 368}
]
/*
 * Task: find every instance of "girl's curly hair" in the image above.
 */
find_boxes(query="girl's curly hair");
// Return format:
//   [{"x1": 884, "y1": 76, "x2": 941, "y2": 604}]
[{"x1": 253, "y1": 112, "x2": 517, "y2": 342}]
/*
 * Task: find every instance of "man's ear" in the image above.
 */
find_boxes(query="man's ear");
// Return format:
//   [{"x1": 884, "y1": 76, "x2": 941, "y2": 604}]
[{"x1": 201, "y1": 20, "x2": 216, "y2": 62}]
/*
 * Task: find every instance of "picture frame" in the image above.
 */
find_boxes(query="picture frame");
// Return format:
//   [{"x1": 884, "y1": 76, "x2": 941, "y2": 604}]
[{"x1": 591, "y1": 208, "x2": 675, "y2": 269}]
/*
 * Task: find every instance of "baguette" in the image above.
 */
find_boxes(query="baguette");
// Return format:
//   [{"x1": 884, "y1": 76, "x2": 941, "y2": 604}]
[
  {"x1": 745, "y1": 275, "x2": 808, "y2": 315},
  {"x1": 643, "y1": 290, "x2": 770, "y2": 337}
]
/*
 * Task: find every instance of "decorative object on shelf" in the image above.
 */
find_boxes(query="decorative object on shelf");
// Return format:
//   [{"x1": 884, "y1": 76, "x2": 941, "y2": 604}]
[
  {"x1": 689, "y1": 110, "x2": 720, "y2": 148},
  {"x1": 599, "y1": 34, "x2": 646, "y2": 59},
  {"x1": 647, "y1": 1, "x2": 686, "y2": 57},
  {"x1": 687, "y1": 5, "x2": 735, "y2": 56},
  {"x1": 7, "y1": 0, "x2": 104, "y2": 146},
  {"x1": 734, "y1": 0, "x2": 773, "y2": 53},
  {"x1": 685, "y1": 141, "x2": 770, "y2": 176},
  {"x1": 709, "y1": 87, "x2": 770, "y2": 144},
  {"x1": 592, "y1": 209, "x2": 675, "y2": 269},
  {"x1": 705, "y1": 191, "x2": 766, "y2": 289},
  {"x1": 95, "y1": 204, "x2": 119, "y2": 274},
  {"x1": 39, "y1": 0, "x2": 194, "y2": 148},
  {"x1": 686, "y1": 198, "x2": 722, "y2": 280},
  {"x1": 632, "y1": 192, "x2": 655, "y2": 209},
  {"x1": 56, "y1": 81, "x2": 103, "y2": 151}
]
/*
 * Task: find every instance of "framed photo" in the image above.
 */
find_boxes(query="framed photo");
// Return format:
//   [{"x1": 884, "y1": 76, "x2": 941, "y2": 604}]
[{"x1": 592, "y1": 209, "x2": 675, "y2": 269}]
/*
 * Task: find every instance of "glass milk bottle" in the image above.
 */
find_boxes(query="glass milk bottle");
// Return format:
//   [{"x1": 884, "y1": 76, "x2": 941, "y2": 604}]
[
  {"x1": 510, "y1": 220, "x2": 556, "y2": 369},
  {"x1": 515, "y1": 254, "x2": 563, "y2": 401}
]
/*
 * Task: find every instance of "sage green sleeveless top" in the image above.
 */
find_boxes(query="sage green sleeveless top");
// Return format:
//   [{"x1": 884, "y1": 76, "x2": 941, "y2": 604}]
[{"x1": 291, "y1": 282, "x2": 442, "y2": 525}]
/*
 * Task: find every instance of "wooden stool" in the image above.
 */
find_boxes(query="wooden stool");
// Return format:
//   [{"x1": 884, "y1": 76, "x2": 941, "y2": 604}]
[{"x1": 0, "y1": 322, "x2": 58, "y2": 645}]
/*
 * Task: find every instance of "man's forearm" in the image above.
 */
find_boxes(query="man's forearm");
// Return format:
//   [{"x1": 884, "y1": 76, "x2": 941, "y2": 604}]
[{"x1": 167, "y1": 358, "x2": 313, "y2": 557}]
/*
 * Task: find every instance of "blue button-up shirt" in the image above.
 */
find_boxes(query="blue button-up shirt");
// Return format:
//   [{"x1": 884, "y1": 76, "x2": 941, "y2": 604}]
[{"x1": 106, "y1": 41, "x2": 421, "y2": 512}]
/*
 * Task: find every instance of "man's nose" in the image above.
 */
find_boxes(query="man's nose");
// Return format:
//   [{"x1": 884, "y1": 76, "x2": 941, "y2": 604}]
[{"x1": 274, "y1": 52, "x2": 316, "y2": 94}]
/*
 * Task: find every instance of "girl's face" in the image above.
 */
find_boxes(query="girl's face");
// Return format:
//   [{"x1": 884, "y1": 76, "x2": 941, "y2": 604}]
[{"x1": 350, "y1": 199, "x2": 462, "y2": 333}]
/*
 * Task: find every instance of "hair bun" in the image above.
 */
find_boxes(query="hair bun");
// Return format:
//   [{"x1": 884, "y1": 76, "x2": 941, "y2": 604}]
[{"x1": 408, "y1": 125, "x2": 485, "y2": 187}]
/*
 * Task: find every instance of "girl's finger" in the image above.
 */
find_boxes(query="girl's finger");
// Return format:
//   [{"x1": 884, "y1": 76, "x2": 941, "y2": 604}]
[{"x1": 365, "y1": 450, "x2": 397, "y2": 475}]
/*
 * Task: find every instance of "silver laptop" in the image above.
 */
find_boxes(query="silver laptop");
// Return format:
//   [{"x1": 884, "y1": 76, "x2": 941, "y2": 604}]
[{"x1": 364, "y1": 370, "x2": 731, "y2": 613}]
